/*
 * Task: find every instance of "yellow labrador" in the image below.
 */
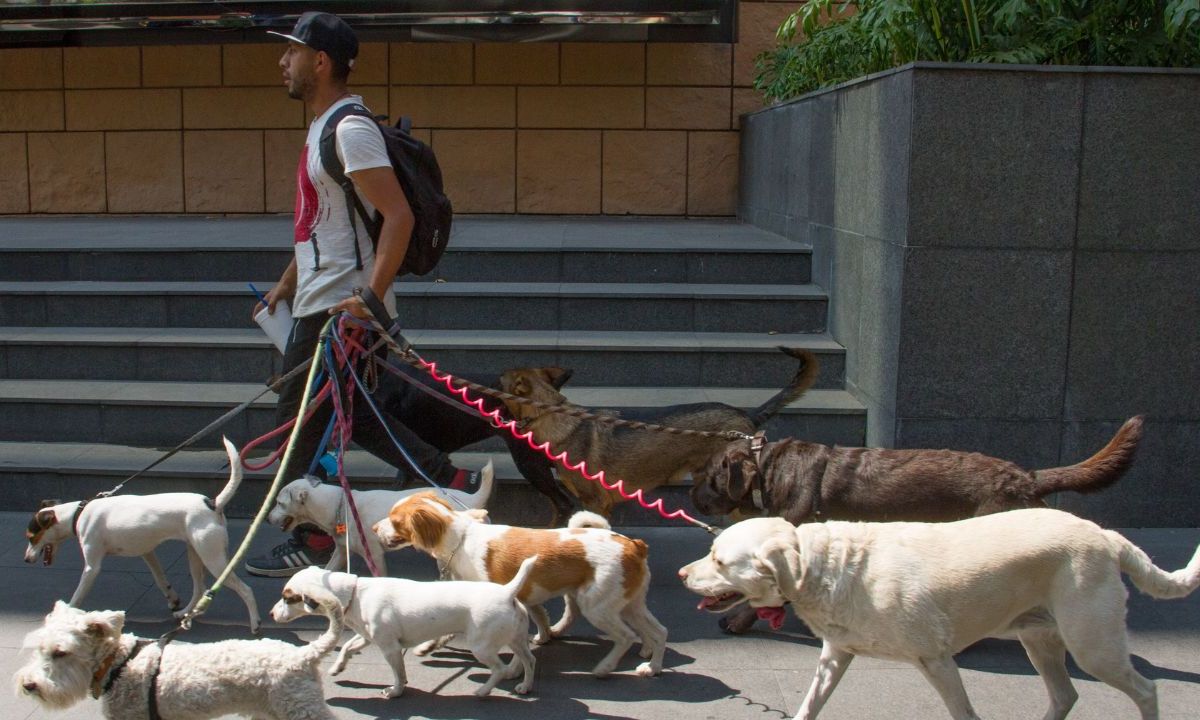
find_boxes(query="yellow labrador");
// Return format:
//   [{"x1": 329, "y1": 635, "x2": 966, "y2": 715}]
[{"x1": 679, "y1": 510, "x2": 1200, "y2": 720}]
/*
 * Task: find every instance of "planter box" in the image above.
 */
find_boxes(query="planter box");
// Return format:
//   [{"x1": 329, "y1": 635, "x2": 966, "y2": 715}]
[{"x1": 739, "y1": 62, "x2": 1200, "y2": 527}]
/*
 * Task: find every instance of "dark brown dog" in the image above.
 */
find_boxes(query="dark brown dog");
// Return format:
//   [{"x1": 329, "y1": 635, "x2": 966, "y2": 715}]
[
  {"x1": 499, "y1": 347, "x2": 818, "y2": 517},
  {"x1": 693, "y1": 414, "x2": 1145, "y2": 632}
]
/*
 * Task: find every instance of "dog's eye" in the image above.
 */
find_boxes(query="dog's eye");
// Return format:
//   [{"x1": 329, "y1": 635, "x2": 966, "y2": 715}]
[{"x1": 51, "y1": 649, "x2": 68, "y2": 659}]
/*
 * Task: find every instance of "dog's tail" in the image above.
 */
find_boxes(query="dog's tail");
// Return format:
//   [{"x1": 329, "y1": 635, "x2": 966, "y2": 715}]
[
  {"x1": 1112, "y1": 530, "x2": 1200, "y2": 600},
  {"x1": 299, "y1": 592, "x2": 345, "y2": 664},
  {"x1": 214, "y1": 436, "x2": 244, "y2": 512},
  {"x1": 748, "y1": 348, "x2": 819, "y2": 427},
  {"x1": 567, "y1": 510, "x2": 611, "y2": 530},
  {"x1": 503, "y1": 556, "x2": 538, "y2": 602},
  {"x1": 452, "y1": 459, "x2": 496, "y2": 511},
  {"x1": 1032, "y1": 416, "x2": 1144, "y2": 497}
]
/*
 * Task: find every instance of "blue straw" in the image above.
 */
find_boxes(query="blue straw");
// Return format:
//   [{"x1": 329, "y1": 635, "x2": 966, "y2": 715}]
[{"x1": 248, "y1": 283, "x2": 269, "y2": 305}]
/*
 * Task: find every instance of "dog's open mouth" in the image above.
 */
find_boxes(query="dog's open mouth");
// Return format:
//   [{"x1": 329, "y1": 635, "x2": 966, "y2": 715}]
[
  {"x1": 279, "y1": 515, "x2": 295, "y2": 532},
  {"x1": 697, "y1": 592, "x2": 744, "y2": 613},
  {"x1": 42, "y1": 544, "x2": 54, "y2": 566}
]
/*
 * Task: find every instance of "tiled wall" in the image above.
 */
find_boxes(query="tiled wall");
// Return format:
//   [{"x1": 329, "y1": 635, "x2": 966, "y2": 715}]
[{"x1": 0, "y1": 1, "x2": 800, "y2": 216}]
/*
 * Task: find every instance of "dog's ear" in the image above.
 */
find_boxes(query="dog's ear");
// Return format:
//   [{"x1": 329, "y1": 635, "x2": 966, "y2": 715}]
[
  {"x1": 84, "y1": 610, "x2": 125, "y2": 640},
  {"x1": 406, "y1": 504, "x2": 449, "y2": 551},
  {"x1": 543, "y1": 367, "x2": 573, "y2": 390},
  {"x1": 751, "y1": 536, "x2": 804, "y2": 591},
  {"x1": 304, "y1": 475, "x2": 321, "y2": 489},
  {"x1": 725, "y1": 453, "x2": 757, "y2": 502},
  {"x1": 34, "y1": 507, "x2": 57, "y2": 528},
  {"x1": 39, "y1": 498, "x2": 60, "y2": 509},
  {"x1": 463, "y1": 508, "x2": 489, "y2": 522}
]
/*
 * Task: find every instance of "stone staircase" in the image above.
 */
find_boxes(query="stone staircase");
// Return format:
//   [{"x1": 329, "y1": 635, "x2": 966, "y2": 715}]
[{"x1": 0, "y1": 215, "x2": 864, "y2": 524}]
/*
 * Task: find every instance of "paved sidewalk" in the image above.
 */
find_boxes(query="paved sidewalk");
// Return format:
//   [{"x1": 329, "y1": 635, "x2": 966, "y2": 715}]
[{"x1": 3, "y1": 512, "x2": 1198, "y2": 719}]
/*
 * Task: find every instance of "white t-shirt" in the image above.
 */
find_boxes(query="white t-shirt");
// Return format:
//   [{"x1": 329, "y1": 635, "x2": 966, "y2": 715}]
[{"x1": 292, "y1": 96, "x2": 398, "y2": 319}]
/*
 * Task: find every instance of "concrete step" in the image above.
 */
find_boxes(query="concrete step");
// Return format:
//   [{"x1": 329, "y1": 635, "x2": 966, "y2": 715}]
[
  {"x1": 0, "y1": 378, "x2": 866, "y2": 449},
  {"x1": 0, "y1": 442, "x2": 711, "y2": 526},
  {"x1": 0, "y1": 327, "x2": 846, "y2": 389},
  {"x1": 0, "y1": 281, "x2": 828, "y2": 333},
  {"x1": 0, "y1": 215, "x2": 812, "y2": 285}
]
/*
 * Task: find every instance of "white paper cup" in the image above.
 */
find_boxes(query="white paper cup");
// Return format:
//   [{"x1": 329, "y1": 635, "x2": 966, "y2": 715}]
[{"x1": 254, "y1": 300, "x2": 293, "y2": 354}]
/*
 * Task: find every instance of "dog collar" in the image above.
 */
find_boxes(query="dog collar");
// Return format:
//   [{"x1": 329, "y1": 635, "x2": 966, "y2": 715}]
[
  {"x1": 437, "y1": 535, "x2": 467, "y2": 580},
  {"x1": 93, "y1": 638, "x2": 151, "y2": 699},
  {"x1": 749, "y1": 433, "x2": 767, "y2": 512},
  {"x1": 71, "y1": 499, "x2": 90, "y2": 536}
]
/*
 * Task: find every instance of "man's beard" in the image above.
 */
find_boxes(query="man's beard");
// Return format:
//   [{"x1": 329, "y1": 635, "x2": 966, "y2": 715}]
[{"x1": 287, "y1": 73, "x2": 314, "y2": 100}]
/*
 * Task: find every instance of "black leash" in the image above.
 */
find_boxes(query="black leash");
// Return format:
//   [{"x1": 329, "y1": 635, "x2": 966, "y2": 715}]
[{"x1": 94, "y1": 358, "x2": 313, "y2": 500}]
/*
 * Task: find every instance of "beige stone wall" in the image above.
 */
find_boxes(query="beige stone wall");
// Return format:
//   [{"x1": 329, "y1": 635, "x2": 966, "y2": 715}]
[{"x1": 0, "y1": 1, "x2": 799, "y2": 216}]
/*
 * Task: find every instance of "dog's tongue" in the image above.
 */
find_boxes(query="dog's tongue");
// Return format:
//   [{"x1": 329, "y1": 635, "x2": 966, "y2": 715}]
[
  {"x1": 757, "y1": 606, "x2": 786, "y2": 630},
  {"x1": 42, "y1": 545, "x2": 54, "y2": 566},
  {"x1": 697, "y1": 596, "x2": 719, "y2": 611}
]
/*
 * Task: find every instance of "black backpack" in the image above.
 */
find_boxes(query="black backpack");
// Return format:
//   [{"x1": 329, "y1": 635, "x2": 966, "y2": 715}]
[{"x1": 318, "y1": 103, "x2": 452, "y2": 277}]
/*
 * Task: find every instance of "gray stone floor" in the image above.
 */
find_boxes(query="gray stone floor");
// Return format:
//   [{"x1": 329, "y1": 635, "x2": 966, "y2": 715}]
[{"x1": 2, "y1": 512, "x2": 1198, "y2": 719}]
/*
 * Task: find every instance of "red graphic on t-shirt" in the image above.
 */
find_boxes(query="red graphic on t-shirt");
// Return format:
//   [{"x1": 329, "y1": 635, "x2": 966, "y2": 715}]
[{"x1": 294, "y1": 144, "x2": 318, "y2": 245}]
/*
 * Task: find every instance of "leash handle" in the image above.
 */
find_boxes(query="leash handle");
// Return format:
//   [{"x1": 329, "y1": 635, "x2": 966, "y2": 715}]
[{"x1": 354, "y1": 286, "x2": 410, "y2": 352}]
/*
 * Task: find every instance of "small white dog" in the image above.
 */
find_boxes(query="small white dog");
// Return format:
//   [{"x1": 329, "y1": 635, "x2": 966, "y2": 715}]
[
  {"x1": 374, "y1": 491, "x2": 667, "y2": 677},
  {"x1": 679, "y1": 510, "x2": 1200, "y2": 720},
  {"x1": 15, "y1": 598, "x2": 342, "y2": 719},
  {"x1": 264, "y1": 460, "x2": 493, "y2": 576},
  {"x1": 270, "y1": 557, "x2": 538, "y2": 698},
  {"x1": 24, "y1": 437, "x2": 260, "y2": 632}
]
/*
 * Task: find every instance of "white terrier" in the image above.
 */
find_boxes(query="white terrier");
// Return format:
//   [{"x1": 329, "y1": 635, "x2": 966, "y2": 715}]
[
  {"x1": 264, "y1": 460, "x2": 493, "y2": 576},
  {"x1": 24, "y1": 437, "x2": 260, "y2": 632},
  {"x1": 270, "y1": 557, "x2": 537, "y2": 698},
  {"x1": 15, "y1": 598, "x2": 342, "y2": 719}
]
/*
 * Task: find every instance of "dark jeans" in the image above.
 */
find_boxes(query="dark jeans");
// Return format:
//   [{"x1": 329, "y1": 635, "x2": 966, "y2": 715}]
[{"x1": 274, "y1": 313, "x2": 455, "y2": 485}]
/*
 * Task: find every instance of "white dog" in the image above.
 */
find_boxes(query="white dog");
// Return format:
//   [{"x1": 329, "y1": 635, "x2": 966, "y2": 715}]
[
  {"x1": 24, "y1": 437, "x2": 260, "y2": 632},
  {"x1": 15, "y1": 598, "x2": 342, "y2": 719},
  {"x1": 374, "y1": 491, "x2": 667, "y2": 677},
  {"x1": 270, "y1": 557, "x2": 538, "y2": 698},
  {"x1": 265, "y1": 460, "x2": 493, "y2": 576},
  {"x1": 679, "y1": 510, "x2": 1200, "y2": 720}
]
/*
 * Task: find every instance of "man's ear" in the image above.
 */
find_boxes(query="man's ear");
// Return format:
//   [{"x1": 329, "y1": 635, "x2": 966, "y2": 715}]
[{"x1": 750, "y1": 536, "x2": 804, "y2": 591}]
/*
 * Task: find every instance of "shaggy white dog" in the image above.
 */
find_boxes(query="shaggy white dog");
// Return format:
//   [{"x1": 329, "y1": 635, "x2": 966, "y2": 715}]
[
  {"x1": 680, "y1": 510, "x2": 1200, "y2": 720},
  {"x1": 15, "y1": 598, "x2": 343, "y2": 719}
]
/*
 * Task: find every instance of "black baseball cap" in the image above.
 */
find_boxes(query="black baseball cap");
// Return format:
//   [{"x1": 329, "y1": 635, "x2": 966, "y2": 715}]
[{"x1": 268, "y1": 12, "x2": 358, "y2": 69}]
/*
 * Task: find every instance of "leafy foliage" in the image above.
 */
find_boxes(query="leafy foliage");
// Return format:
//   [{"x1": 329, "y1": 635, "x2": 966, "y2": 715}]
[{"x1": 756, "y1": 0, "x2": 1200, "y2": 101}]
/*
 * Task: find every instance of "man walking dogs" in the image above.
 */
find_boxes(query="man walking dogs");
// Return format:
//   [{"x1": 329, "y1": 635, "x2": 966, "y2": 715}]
[{"x1": 247, "y1": 13, "x2": 491, "y2": 577}]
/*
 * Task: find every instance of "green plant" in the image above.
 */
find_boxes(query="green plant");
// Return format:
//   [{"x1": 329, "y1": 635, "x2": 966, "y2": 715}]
[{"x1": 756, "y1": 0, "x2": 1200, "y2": 101}]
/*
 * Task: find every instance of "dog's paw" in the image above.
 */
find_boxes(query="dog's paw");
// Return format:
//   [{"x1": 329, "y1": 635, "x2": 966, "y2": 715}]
[
  {"x1": 412, "y1": 640, "x2": 437, "y2": 656},
  {"x1": 384, "y1": 684, "x2": 405, "y2": 698},
  {"x1": 474, "y1": 686, "x2": 495, "y2": 698},
  {"x1": 532, "y1": 632, "x2": 551, "y2": 646},
  {"x1": 330, "y1": 663, "x2": 346, "y2": 677},
  {"x1": 514, "y1": 681, "x2": 533, "y2": 695},
  {"x1": 635, "y1": 661, "x2": 660, "y2": 678}
]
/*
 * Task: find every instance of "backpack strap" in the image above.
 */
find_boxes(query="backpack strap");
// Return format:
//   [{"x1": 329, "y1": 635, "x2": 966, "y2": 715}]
[{"x1": 318, "y1": 102, "x2": 383, "y2": 271}]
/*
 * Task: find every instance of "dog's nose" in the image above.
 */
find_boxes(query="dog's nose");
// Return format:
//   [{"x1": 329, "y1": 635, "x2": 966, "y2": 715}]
[
  {"x1": 23, "y1": 682, "x2": 37, "y2": 693},
  {"x1": 677, "y1": 568, "x2": 688, "y2": 581}
]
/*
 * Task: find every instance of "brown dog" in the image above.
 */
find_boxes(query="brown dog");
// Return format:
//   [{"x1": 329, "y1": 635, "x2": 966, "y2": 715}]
[
  {"x1": 499, "y1": 347, "x2": 818, "y2": 517},
  {"x1": 693, "y1": 414, "x2": 1145, "y2": 633}
]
